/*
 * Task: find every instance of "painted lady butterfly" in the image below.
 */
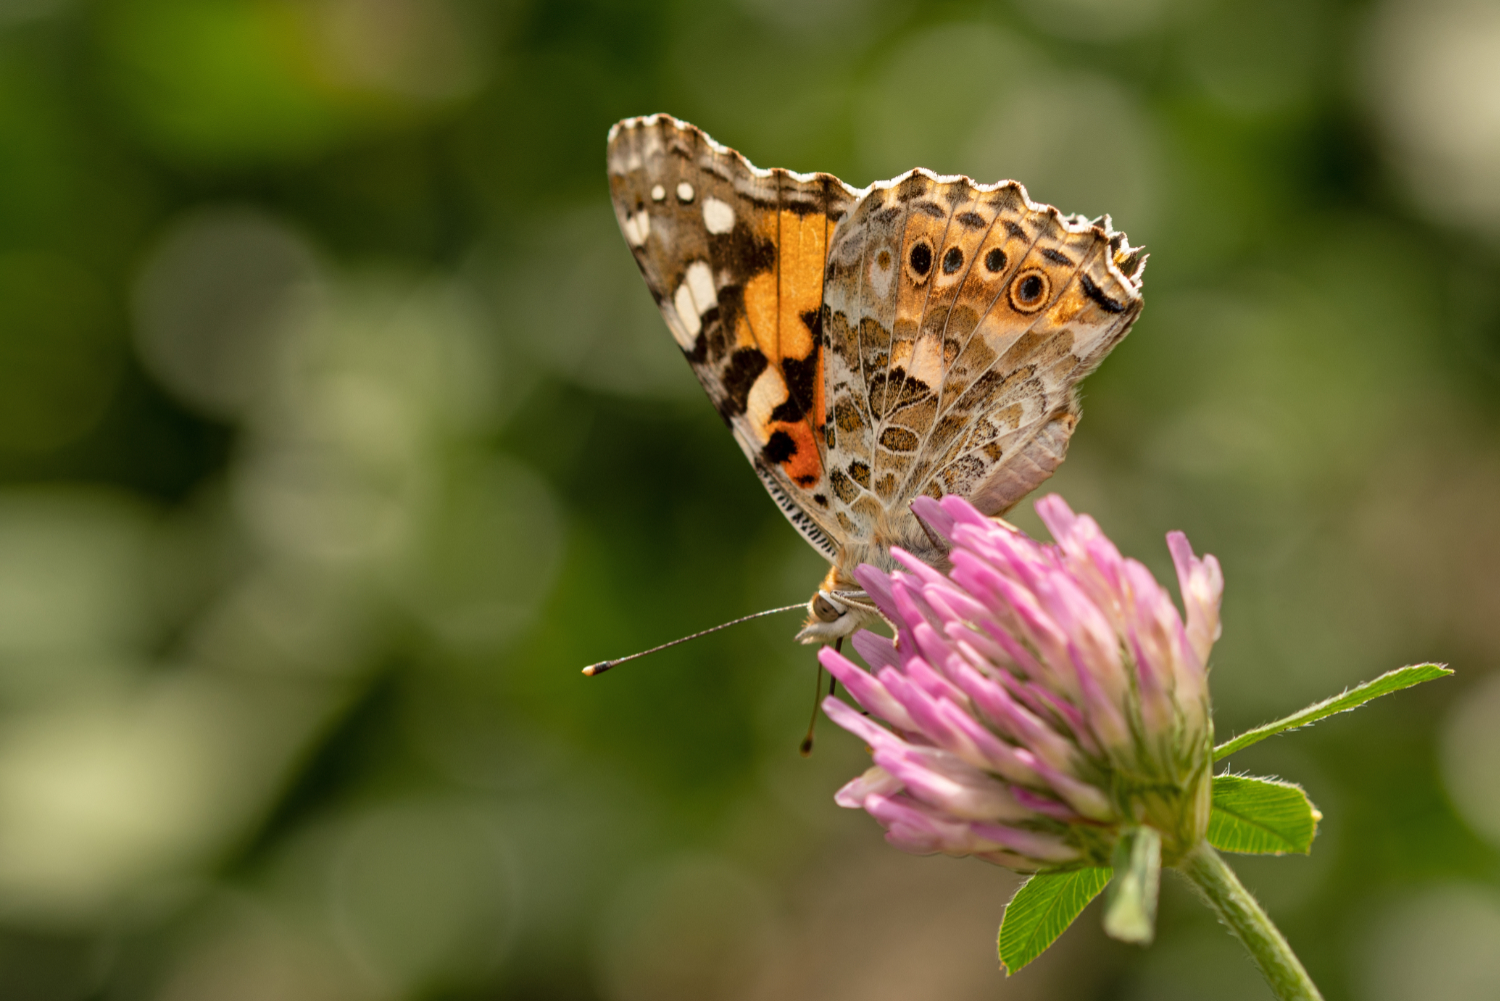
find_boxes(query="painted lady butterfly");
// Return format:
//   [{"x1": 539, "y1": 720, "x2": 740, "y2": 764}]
[{"x1": 607, "y1": 115, "x2": 1145, "y2": 645}]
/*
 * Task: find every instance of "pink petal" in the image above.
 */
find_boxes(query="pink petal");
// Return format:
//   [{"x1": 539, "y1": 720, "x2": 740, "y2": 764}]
[
  {"x1": 895, "y1": 653, "x2": 965, "y2": 705},
  {"x1": 1015, "y1": 748, "x2": 1116, "y2": 821},
  {"x1": 878, "y1": 669, "x2": 997, "y2": 772},
  {"x1": 1033, "y1": 493, "x2": 1080, "y2": 542},
  {"x1": 850, "y1": 629, "x2": 900, "y2": 673},
  {"x1": 1011, "y1": 786, "x2": 1083, "y2": 822},
  {"x1": 937, "y1": 495, "x2": 995, "y2": 530},
  {"x1": 871, "y1": 744, "x2": 1029, "y2": 821},
  {"x1": 967, "y1": 822, "x2": 1081, "y2": 863},
  {"x1": 909, "y1": 622, "x2": 959, "y2": 679},
  {"x1": 930, "y1": 693, "x2": 1042, "y2": 785},
  {"x1": 910, "y1": 495, "x2": 957, "y2": 545},
  {"x1": 891, "y1": 547, "x2": 949, "y2": 587},
  {"x1": 891, "y1": 578, "x2": 944, "y2": 635},
  {"x1": 863, "y1": 793, "x2": 975, "y2": 855},
  {"x1": 853, "y1": 564, "x2": 899, "y2": 622},
  {"x1": 1168, "y1": 530, "x2": 1223, "y2": 668},
  {"x1": 819, "y1": 646, "x2": 917, "y2": 732},
  {"x1": 834, "y1": 765, "x2": 903, "y2": 808},
  {"x1": 949, "y1": 660, "x2": 1080, "y2": 773},
  {"x1": 822, "y1": 696, "x2": 903, "y2": 752},
  {"x1": 921, "y1": 581, "x2": 993, "y2": 629}
]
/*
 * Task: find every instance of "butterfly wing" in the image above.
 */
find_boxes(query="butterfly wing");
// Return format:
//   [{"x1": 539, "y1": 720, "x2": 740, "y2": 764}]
[
  {"x1": 821, "y1": 170, "x2": 1145, "y2": 569},
  {"x1": 607, "y1": 115, "x2": 861, "y2": 562},
  {"x1": 607, "y1": 117, "x2": 1146, "y2": 586}
]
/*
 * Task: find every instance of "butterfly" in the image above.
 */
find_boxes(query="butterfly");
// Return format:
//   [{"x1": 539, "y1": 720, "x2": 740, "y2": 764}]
[{"x1": 607, "y1": 115, "x2": 1145, "y2": 645}]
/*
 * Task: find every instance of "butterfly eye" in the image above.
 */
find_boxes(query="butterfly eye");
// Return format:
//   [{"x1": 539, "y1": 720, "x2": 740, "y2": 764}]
[
  {"x1": 985, "y1": 248, "x2": 1007, "y2": 273},
  {"x1": 941, "y1": 247, "x2": 963, "y2": 274},
  {"x1": 908, "y1": 239, "x2": 933, "y2": 278},
  {"x1": 1008, "y1": 268, "x2": 1051, "y2": 313},
  {"x1": 811, "y1": 594, "x2": 845, "y2": 623}
]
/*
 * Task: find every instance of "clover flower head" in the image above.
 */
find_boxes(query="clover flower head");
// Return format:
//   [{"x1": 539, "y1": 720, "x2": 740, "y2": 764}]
[{"x1": 822, "y1": 494, "x2": 1223, "y2": 870}]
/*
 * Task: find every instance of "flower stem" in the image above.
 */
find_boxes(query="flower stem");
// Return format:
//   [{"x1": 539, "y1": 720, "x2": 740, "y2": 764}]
[{"x1": 1175, "y1": 842, "x2": 1324, "y2": 1001}]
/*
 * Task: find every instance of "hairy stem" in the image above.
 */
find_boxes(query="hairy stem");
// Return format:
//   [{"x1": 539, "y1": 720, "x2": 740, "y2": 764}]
[{"x1": 1175, "y1": 842, "x2": 1323, "y2": 1001}]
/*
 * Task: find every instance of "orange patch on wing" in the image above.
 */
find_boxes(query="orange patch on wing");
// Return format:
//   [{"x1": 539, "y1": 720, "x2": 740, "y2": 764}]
[
  {"x1": 743, "y1": 271, "x2": 778, "y2": 356},
  {"x1": 733, "y1": 313, "x2": 757, "y2": 350},
  {"x1": 777, "y1": 210, "x2": 826, "y2": 363},
  {"x1": 770, "y1": 420, "x2": 823, "y2": 486}
]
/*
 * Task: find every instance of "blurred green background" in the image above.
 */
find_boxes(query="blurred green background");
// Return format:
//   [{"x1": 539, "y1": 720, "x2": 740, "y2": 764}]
[{"x1": 0, "y1": 0, "x2": 1497, "y2": 998}]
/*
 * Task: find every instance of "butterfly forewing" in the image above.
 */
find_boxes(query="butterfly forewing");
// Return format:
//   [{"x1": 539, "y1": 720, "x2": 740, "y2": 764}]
[
  {"x1": 607, "y1": 115, "x2": 1145, "y2": 595},
  {"x1": 606, "y1": 115, "x2": 860, "y2": 561}
]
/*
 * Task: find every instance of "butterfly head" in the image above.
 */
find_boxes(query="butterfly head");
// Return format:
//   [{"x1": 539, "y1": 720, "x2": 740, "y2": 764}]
[{"x1": 794, "y1": 587, "x2": 882, "y2": 644}]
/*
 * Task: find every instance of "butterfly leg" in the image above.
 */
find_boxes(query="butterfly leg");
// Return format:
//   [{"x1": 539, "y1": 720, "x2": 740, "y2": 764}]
[
  {"x1": 829, "y1": 636, "x2": 841, "y2": 697},
  {"x1": 800, "y1": 636, "x2": 845, "y2": 757}
]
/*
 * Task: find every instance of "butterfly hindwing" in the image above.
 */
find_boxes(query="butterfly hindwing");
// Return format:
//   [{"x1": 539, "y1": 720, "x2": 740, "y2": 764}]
[
  {"x1": 821, "y1": 170, "x2": 1144, "y2": 567},
  {"x1": 915, "y1": 204, "x2": 1144, "y2": 515},
  {"x1": 606, "y1": 115, "x2": 861, "y2": 560}
]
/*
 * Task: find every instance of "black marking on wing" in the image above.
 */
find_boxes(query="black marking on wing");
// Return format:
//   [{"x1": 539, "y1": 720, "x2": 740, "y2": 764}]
[
  {"x1": 776, "y1": 353, "x2": 818, "y2": 424},
  {"x1": 756, "y1": 460, "x2": 838, "y2": 558},
  {"x1": 719, "y1": 348, "x2": 768, "y2": 419},
  {"x1": 1079, "y1": 273, "x2": 1127, "y2": 314},
  {"x1": 896, "y1": 174, "x2": 931, "y2": 201},
  {"x1": 709, "y1": 223, "x2": 777, "y2": 276},
  {"x1": 763, "y1": 430, "x2": 797, "y2": 463},
  {"x1": 829, "y1": 468, "x2": 857, "y2": 502},
  {"x1": 803, "y1": 307, "x2": 824, "y2": 345},
  {"x1": 781, "y1": 196, "x2": 826, "y2": 216},
  {"x1": 879, "y1": 427, "x2": 919, "y2": 452},
  {"x1": 1041, "y1": 249, "x2": 1074, "y2": 266}
]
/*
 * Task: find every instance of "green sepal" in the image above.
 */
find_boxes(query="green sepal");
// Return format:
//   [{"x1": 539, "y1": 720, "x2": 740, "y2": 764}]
[
  {"x1": 1103, "y1": 826, "x2": 1161, "y2": 945},
  {"x1": 1207, "y1": 774, "x2": 1321, "y2": 854},
  {"x1": 1214, "y1": 663, "x2": 1451, "y2": 760},
  {"x1": 997, "y1": 867, "x2": 1111, "y2": 975}
]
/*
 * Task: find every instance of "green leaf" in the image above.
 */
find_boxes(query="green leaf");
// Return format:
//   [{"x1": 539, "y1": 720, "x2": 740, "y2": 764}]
[
  {"x1": 1214, "y1": 663, "x2": 1452, "y2": 760},
  {"x1": 1208, "y1": 774, "x2": 1321, "y2": 854},
  {"x1": 997, "y1": 867, "x2": 1111, "y2": 975},
  {"x1": 1103, "y1": 826, "x2": 1161, "y2": 946}
]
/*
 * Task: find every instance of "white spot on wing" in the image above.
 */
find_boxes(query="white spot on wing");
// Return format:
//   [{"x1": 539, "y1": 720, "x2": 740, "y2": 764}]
[
  {"x1": 746, "y1": 366, "x2": 789, "y2": 440},
  {"x1": 651, "y1": 184, "x2": 666, "y2": 202},
  {"x1": 684, "y1": 260, "x2": 716, "y2": 315},
  {"x1": 703, "y1": 197, "x2": 735, "y2": 234},
  {"x1": 623, "y1": 210, "x2": 650, "y2": 246},
  {"x1": 671, "y1": 284, "x2": 701, "y2": 349},
  {"x1": 908, "y1": 335, "x2": 943, "y2": 387},
  {"x1": 677, "y1": 182, "x2": 695, "y2": 203}
]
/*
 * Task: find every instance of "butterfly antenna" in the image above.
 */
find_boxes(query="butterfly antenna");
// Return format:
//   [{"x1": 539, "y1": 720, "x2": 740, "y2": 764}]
[
  {"x1": 582, "y1": 603, "x2": 804, "y2": 676},
  {"x1": 799, "y1": 637, "x2": 842, "y2": 756}
]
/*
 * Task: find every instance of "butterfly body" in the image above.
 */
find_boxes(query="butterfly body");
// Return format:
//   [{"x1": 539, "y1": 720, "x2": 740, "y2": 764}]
[{"x1": 607, "y1": 115, "x2": 1145, "y2": 642}]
